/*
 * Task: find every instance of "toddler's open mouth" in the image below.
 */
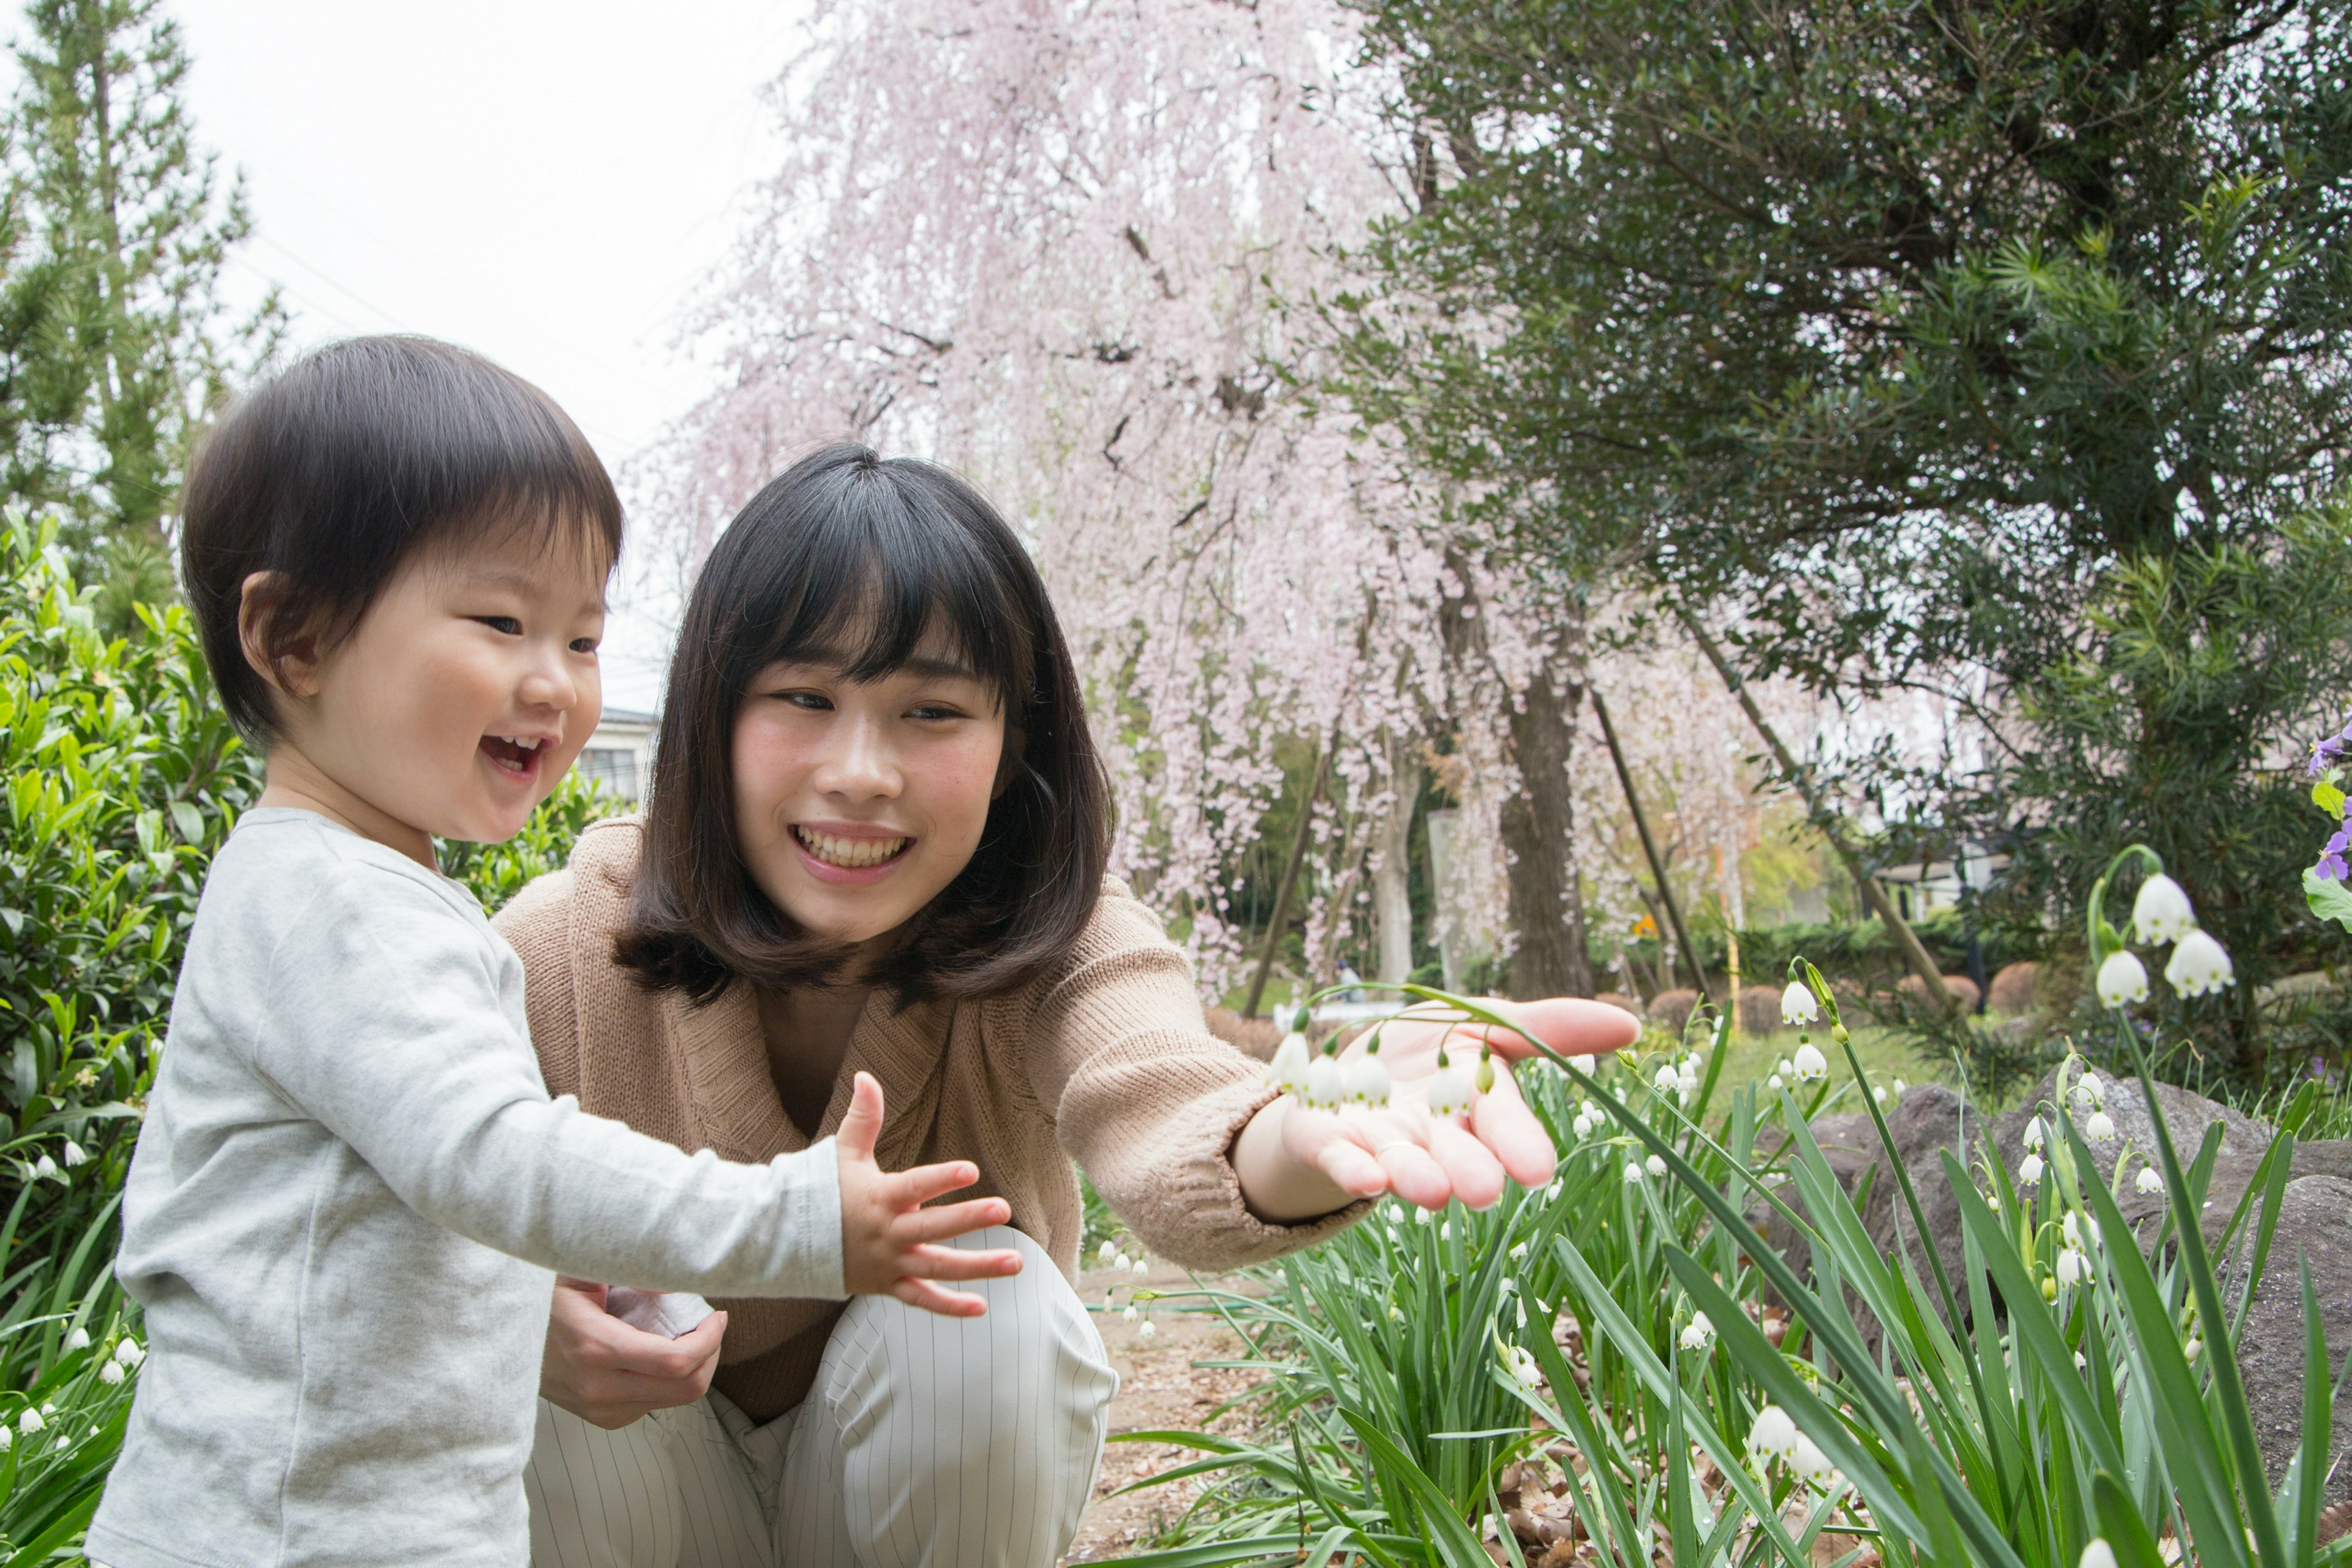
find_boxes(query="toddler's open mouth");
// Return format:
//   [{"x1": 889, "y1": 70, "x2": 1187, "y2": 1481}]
[
  {"x1": 480, "y1": 734, "x2": 545, "y2": 777},
  {"x1": 793, "y1": 825, "x2": 911, "y2": 869}
]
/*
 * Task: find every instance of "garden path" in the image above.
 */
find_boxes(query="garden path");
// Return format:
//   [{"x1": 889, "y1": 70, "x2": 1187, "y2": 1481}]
[{"x1": 1063, "y1": 1257, "x2": 1267, "y2": 1564}]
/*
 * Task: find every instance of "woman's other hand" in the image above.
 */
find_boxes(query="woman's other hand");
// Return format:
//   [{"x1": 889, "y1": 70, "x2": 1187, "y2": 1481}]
[
  {"x1": 540, "y1": 1276, "x2": 728, "y2": 1430},
  {"x1": 1232, "y1": 997, "x2": 1641, "y2": 1221}
]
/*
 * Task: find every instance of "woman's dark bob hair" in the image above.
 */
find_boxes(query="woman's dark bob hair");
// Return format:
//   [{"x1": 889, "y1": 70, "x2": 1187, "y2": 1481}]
[
  {"x1": 181, "y1": 335, "x2": 622, "y2": 742},
  {"x1": 616, "y1": 444, "x2": 1112, "y2": 1006}
]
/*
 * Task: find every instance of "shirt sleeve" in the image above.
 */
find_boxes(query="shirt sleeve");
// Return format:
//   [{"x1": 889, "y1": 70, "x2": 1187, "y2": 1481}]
[
  {"x1": 1017, "y1": 883, "x2": 1369, "y2": 1272},
  {"x1": 246, "y1": 867, "x2": 843, "y2": 1300}
]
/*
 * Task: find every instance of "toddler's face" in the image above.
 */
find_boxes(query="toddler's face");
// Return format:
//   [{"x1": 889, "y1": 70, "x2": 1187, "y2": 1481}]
[
  {"x1": 270, "y1": 526, "x2": 607, "y2": 859},
  {"x1": 729, "y1": 631, "x2": 1006, "y2": 950}
]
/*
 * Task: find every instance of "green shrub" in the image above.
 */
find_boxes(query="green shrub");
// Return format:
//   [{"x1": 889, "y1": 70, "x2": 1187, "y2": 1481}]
[{"x1": 0, "y1": 519, "x2": 261, "y2": 1273}]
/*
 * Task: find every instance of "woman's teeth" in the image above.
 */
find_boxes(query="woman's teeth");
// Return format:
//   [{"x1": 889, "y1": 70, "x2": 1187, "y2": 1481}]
[{"x1": 794, "y1": 827, "x2": 908, "y2": 868}]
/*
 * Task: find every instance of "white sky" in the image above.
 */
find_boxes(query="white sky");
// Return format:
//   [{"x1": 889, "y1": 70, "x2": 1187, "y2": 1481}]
[{"x1": 159, "y1": 0, "x2": 813, "y2": 710}]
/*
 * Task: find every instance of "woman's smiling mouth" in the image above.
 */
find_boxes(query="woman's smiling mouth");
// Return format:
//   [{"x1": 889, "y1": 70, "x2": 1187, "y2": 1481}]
[{"x1": 793, "y1": 825, "x2": 911, "y2": 869}]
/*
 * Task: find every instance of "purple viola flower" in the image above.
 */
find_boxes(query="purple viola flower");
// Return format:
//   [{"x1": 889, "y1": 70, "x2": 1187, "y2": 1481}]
[
  {"x1": 2310, "y1": 712, "x2": 2352, "y2": 778},
  {"x1": 2319, "y1": 825, "x2": 2352, "y2": 881}
]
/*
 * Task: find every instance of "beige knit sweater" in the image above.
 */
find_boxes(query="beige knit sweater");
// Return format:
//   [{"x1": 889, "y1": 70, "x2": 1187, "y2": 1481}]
[{"x1": 493, "y1": 818, "x2": 1365, "y2": 1420}]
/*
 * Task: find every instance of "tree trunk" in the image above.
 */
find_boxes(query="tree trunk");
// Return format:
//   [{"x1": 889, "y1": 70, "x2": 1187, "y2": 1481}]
[
  {"x1": 1373, "y1": 733, "x2": 1423, "y2": 986},
  {"x1": 1499, "y1": 655, "x2": 1594, "y2": 1000}
]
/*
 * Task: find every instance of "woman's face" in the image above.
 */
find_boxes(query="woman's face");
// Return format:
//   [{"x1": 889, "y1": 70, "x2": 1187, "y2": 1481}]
[{"x1": 731, "y1": 636, "x2": 1007, "y2": 952}]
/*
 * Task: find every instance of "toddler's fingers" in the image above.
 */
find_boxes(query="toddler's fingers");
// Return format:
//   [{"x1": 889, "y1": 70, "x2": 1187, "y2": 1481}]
[
  {"x1": 836, "y1": 1071, "x2": 885, "y2": 1163},
  {"x1": 876, "y1": 1158, "x2": 982, "y2": 1210},
  {"x1": 896, "y1": 1242, "x2": 1025, "y2": 1281},
  {"x1": 891, "y1": 1276, "x2": 990, "y2": 1317},
  {"x1": 891, "y1": 1195, "x2": 1011, "y2": 1245}
]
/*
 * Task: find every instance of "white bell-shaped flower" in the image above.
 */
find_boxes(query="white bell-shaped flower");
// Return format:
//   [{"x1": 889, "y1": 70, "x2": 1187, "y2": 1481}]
[
  {"x1": 1781, "y1": 981, "x2": 1819, "y2": 1027},
  {"x1": 1304, "y1": 1054, "x2": 1344, "y2": 1111},
  {"x1": 98, "y1": 1360, "x2": 123, "y2": 1386},
  {"x1": 1791, "y1": 1431, "x2": 1837, "y2": 1490},
  {"x1": 114, "y1": 1339, "x2": 143, "y2": 1366},
  {"x1": 2056, "y1": 1246, "x2": 2090, "y2": 1286},
  {"x1": 17, "y1": 1408, "x2": 42, "y2": 1436},
  {"x1": 2080, "y1": 1540, "x2": 2119, "y2": 1568},
  {"x1": 31, "y1": 1155, "x2": 57, "y2": 1181},
  {"x1": 2073, "y1": 1071, "x2": 2105, "y2": 1109},
  {"x1": 1776, "y1": 1057, "x2": 1794, "y2": 1077},
  {"x1": 1748, "y1": 1404, "x2": 1798, "y2": 1464},
  {"x1": 1678, "y1": 1311, "x2": 1714, "y2": 1351},
  {"x1": 2086, "y1": 1111, "x2": 2116, "y2": 1142},
  {"x1": 1767, "y1": 1073, "x2": 1785, "y2": 1090},
  {"x1": 60, "y1": 1141, "x2": 85, "y2": 1169},
  {"x1": 1425, "y1": 1057, "x2": 1474, "y2": 1116},
  {"x1": 1567, "y1": 1054, "x2": 1596, "y2": 1076},
  {"x1": 2022, "y1": 1115, "x2": 2046, "y2": 1152},
  {"x1": 1345, "y1": 1054, "x2": 1392, "y2": 1108},
  {"x1": 2095, "y1": 950, "x2": 2150, "y2": 1007},
  {"x1": 2135, "y1": 1164, "x2": 2165, "y2": 1195},
  {"x1": 2132, "y1": 874, "x2": 2198, "y2": 944},
  {"x1": 1654, "y1": 1062, "x2": 1683, "y2": 1093},
  {"x1": 1267, "y1": 1031, "x2": 1311, "y2": 1094},
  {"x1": 1645, "y1": 1153, "x2": 1667, "y2": 1177},
  {"x1": 63, "y1": 1329, "x2": 88, "y2": 1351},
  {"x1": 1623, "y1": 1161, "x2": 1643, "y2": 1185},
  {"x1": 2165, "y1": 930, "x2": 2236, "y2": 997},
  {"x1": 2018, "y1": 1153, "x2": 2045, "y2": 1188},
  {"x1": 1791, "y1": 1044, "x2": 1828, "y2": 1081}
]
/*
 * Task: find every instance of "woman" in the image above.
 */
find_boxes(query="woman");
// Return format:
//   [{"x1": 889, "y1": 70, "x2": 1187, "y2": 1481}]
[{"x1": 497, "y1": 446, "x2": 1638, "y2": 1567}]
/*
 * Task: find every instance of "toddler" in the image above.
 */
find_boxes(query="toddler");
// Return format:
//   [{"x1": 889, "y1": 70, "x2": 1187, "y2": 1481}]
[{"x1": 86, "y1": 338, "x2": 1019, "y2": 1568}]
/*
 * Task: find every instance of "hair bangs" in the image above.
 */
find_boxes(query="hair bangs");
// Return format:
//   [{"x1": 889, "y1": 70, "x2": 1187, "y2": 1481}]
[{"x1": 739, "y1": 459, "x2": 1031, "y2": 718}]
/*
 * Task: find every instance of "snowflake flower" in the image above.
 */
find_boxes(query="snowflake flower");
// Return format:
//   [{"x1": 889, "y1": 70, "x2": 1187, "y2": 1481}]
[
  {"x1": 2165, "y1": 931, "x2": 2236, "y2": 997},
  {"x1": 2022, "y1": 1115, "x2": 2046, "y2": 1152},
  {"x1": 1678, "y1": 1311, "x2": 1714, "y2": 1352},
  {"x1": 2086, "y1": 1111, "x2": 2116, "y2": 1142},
  {"x1": 1748, "y1": 1405, "x2": 1798, "y2": 1466},
  {"x1": 1623, "y1": 1161, "x2": 1643, "y2": 1185},
  {"x1": 2131, "y1": 874, "x2": 2198, "y2": 944},
  {"x1": 2135, "y1": 1165, "x2": 2164, "y2": 1196},
  {"x1": 1781, "y1": 981, "x2": 1819, "y2": 1027},
  {"x1": 1791, "y1": 1044, "x2": 1827, "y2": 1082},
  {"x1": 99, "y1": 1361, "x2": 123, "y2": 1386},
  {"x1": 2095, "y1": 951, "x2": 2149, "y2": 1008},
  {"x1": 2018, "y1": 1153, "x2": 2045, "y2": 1188},
  {"x1": 1646, "y1": 1153, "x2": 1667, "y2": 1177},
  {"x1": 1425, "y1": 1052, "x2": 1474, "y2": 1116},
  {"x1": 1267, "y1": 1031, "x2": 1310, "y2": 1095}
]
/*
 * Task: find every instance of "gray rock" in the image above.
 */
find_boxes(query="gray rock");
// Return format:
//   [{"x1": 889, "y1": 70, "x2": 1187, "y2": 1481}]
[{"x1": 2224, "y1": 1176, "x2": 2352, "y2": 1504}]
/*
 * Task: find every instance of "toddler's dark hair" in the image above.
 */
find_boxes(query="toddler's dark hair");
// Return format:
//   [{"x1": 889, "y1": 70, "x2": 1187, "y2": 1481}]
[{"x1": 181, "y1": 336, "x2": 624, "y2": 742}]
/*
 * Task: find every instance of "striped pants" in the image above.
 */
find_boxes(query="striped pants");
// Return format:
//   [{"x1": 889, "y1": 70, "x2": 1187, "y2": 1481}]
[{"x1": 523, "y1": 1228, "x2": 1118, "y2": 1568}]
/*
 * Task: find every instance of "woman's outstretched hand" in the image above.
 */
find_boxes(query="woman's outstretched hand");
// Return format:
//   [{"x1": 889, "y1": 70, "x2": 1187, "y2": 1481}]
[{"x1": 1232, "y1": 997, "x2": 1641, "y2": 1221}]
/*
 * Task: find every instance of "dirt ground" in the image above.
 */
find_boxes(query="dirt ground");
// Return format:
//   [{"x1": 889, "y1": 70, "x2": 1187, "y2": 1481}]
[{"x1": 1060, "y1": 1257, "x2": 1268, "y2": 1564}]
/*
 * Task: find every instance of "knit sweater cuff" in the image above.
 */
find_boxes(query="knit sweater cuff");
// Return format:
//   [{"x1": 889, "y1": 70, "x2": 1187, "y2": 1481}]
[{"x1": 1130, "y1": 1079, "x2": 1371, "y2": 1272}]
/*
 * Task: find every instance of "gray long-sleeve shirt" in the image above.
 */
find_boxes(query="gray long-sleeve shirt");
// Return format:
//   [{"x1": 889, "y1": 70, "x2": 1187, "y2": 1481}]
[{"x1": 88, "y1": 809, "x2": 844, "y2": 1568}]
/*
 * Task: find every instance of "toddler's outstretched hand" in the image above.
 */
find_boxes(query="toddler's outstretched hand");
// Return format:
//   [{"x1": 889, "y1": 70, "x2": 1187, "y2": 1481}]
[{"x1": 835, "y1": 1071, "x2": 1023, "y2": 1315}]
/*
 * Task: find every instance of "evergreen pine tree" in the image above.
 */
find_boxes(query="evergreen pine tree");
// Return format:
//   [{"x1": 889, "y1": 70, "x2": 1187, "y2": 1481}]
[{"x1": 12, "y1": 0, "x2": 279, "y2": 613}]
